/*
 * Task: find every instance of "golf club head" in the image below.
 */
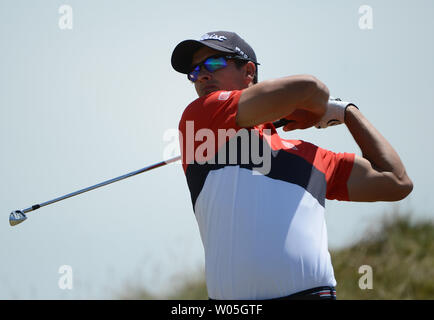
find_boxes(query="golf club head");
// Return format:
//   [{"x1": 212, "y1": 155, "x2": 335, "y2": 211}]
[{"x1": 9, "y1": 210, "x2": 27, "y2": 226}]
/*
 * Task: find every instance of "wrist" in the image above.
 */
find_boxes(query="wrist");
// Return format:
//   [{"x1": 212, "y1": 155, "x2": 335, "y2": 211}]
[
  {"x1": 315, "y1": 97, "x2": 359, "y2": 129},
  {"x1": 344, "y1": 104, "x2": 359, "y2": 124}
]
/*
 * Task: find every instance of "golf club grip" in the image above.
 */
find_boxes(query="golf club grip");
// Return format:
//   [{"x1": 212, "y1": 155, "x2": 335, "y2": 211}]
[{"x1": 272, "y1": 119, "x2": 293, "y2": 128}]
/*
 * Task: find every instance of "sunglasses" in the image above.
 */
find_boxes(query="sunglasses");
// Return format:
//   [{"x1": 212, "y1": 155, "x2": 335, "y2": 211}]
[{"x1": 188, "y1": 54, "x2": 247, "y2": 83}]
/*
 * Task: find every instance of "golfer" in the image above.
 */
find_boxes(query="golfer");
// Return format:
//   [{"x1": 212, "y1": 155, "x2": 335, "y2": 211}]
[{"x1": 171, "y1": 31, "x2": 413, "y2": 300}]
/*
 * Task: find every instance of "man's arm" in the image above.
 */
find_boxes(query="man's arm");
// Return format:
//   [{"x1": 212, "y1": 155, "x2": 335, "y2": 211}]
[
  {"x1": 236, "y1": 75, "x2": 329, "y2": 128},
  {"x1": 345, "y1": 105, "x2": 413, "y2": 201}
]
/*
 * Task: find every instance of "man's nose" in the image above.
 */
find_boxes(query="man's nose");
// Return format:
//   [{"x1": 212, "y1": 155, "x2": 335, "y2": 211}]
[{"x1": 197, "y1": 66, "x2": 212, "y2": 82}]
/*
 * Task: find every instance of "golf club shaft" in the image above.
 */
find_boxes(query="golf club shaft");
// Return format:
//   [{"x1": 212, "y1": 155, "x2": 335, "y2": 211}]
[
  {"x1": 21, "y1": 155, "x2": 181, "y2": 214},
  {"x1": 19, "y1": 119, "x2": 292, "y2": 215}
]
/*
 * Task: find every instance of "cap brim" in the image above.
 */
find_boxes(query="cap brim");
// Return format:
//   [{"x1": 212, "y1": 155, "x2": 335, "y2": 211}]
[{"x1": 171, "y1": 40, "x2": 235, "y2": 74}]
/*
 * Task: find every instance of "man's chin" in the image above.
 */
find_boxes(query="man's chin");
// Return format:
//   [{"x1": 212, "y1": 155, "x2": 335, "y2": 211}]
[{"x1": 201, "y1": 86, "x2": 220, "y2": 96}]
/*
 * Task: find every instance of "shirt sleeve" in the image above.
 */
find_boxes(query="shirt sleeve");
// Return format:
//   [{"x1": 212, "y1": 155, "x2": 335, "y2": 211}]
[
  {"x1": 318, "y1": 147, "x2": 356, "y2": 201},
  {"x1": 201, "y1": 90, "x2": 243, "y2": 131}
]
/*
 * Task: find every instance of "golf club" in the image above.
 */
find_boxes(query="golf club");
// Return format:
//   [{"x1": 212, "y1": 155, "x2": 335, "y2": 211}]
[
  {"x1": 9, "y1": 156, "x2": 181, "y2": 226},
  {"x1": 9, "y1": 119, "x2": 293, "y2": 227}
]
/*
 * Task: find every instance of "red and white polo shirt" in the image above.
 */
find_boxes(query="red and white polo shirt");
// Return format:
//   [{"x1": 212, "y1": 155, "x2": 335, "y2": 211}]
[{"x1": 178, "y1": 90, "x2": 355, "y2": 300}]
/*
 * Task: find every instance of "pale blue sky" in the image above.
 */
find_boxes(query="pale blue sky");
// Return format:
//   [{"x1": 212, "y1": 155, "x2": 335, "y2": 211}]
[{"x1": 1, "y1": 0, "x2": 433, "y2": 299}]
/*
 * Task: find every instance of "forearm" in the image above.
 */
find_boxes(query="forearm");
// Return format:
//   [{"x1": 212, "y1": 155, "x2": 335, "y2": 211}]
[
  {"x1": 345, "y1": 105, "x2": 411, "y2": 182},
  {"x1": 237, "y1": 75, "x2": 328, "y2": 127}
]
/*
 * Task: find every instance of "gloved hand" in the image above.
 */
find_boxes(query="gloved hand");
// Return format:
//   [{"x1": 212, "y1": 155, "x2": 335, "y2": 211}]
[{"x1": 315, "y1": 97, "x2": 358, "y2": 129}]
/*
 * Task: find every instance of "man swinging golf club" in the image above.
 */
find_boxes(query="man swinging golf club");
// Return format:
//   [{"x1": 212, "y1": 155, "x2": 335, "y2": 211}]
[{"x1": 171, "y1": 31, "x2": 413, "y2": 300}]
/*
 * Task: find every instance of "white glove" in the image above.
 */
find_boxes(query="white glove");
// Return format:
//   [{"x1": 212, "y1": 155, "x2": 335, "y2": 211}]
[{"x1": 315, "y1": 97, "x2": 358, "y2": 129}]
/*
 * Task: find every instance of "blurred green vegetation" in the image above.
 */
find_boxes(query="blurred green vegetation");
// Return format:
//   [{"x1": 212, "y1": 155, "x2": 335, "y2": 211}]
[{"x1": 119, "y1": 210, "x2": 434, "y2": 300}]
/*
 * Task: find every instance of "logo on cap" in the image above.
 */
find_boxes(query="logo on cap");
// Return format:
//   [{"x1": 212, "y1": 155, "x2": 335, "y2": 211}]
[
  {"x1": 200, "y1": 33, "x2": 227, "y2": 42},
  {"x1": 235, "y1": 46, "x2": 249, "y2": 59}
]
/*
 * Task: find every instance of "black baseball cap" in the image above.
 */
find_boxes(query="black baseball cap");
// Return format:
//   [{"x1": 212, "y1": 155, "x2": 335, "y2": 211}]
[{"x1": 171, "y1": 31, "x2": 259, "y2": 74}]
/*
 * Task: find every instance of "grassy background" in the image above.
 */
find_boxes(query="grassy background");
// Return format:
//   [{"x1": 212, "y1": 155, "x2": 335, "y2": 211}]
[{"x1": 118, "y1": 210, "x2": 434, "y2": 300}]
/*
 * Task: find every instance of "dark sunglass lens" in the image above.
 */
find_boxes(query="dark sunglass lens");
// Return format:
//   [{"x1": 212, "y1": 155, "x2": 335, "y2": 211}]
[
  {"x1": 204, "y1": 57, "x2": 227, "y2": 72},
  {"x1": 187, "y1": 56, "x2": 229, "y2": 82},
  {"x1": 188, "y1": 66, "x2": 200, "y2": 82}
]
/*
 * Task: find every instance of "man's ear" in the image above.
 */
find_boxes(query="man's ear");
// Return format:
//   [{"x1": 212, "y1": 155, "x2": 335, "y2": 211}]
[{"x1": 244, "y1": 61, "x2": 256, "y2": 85}]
